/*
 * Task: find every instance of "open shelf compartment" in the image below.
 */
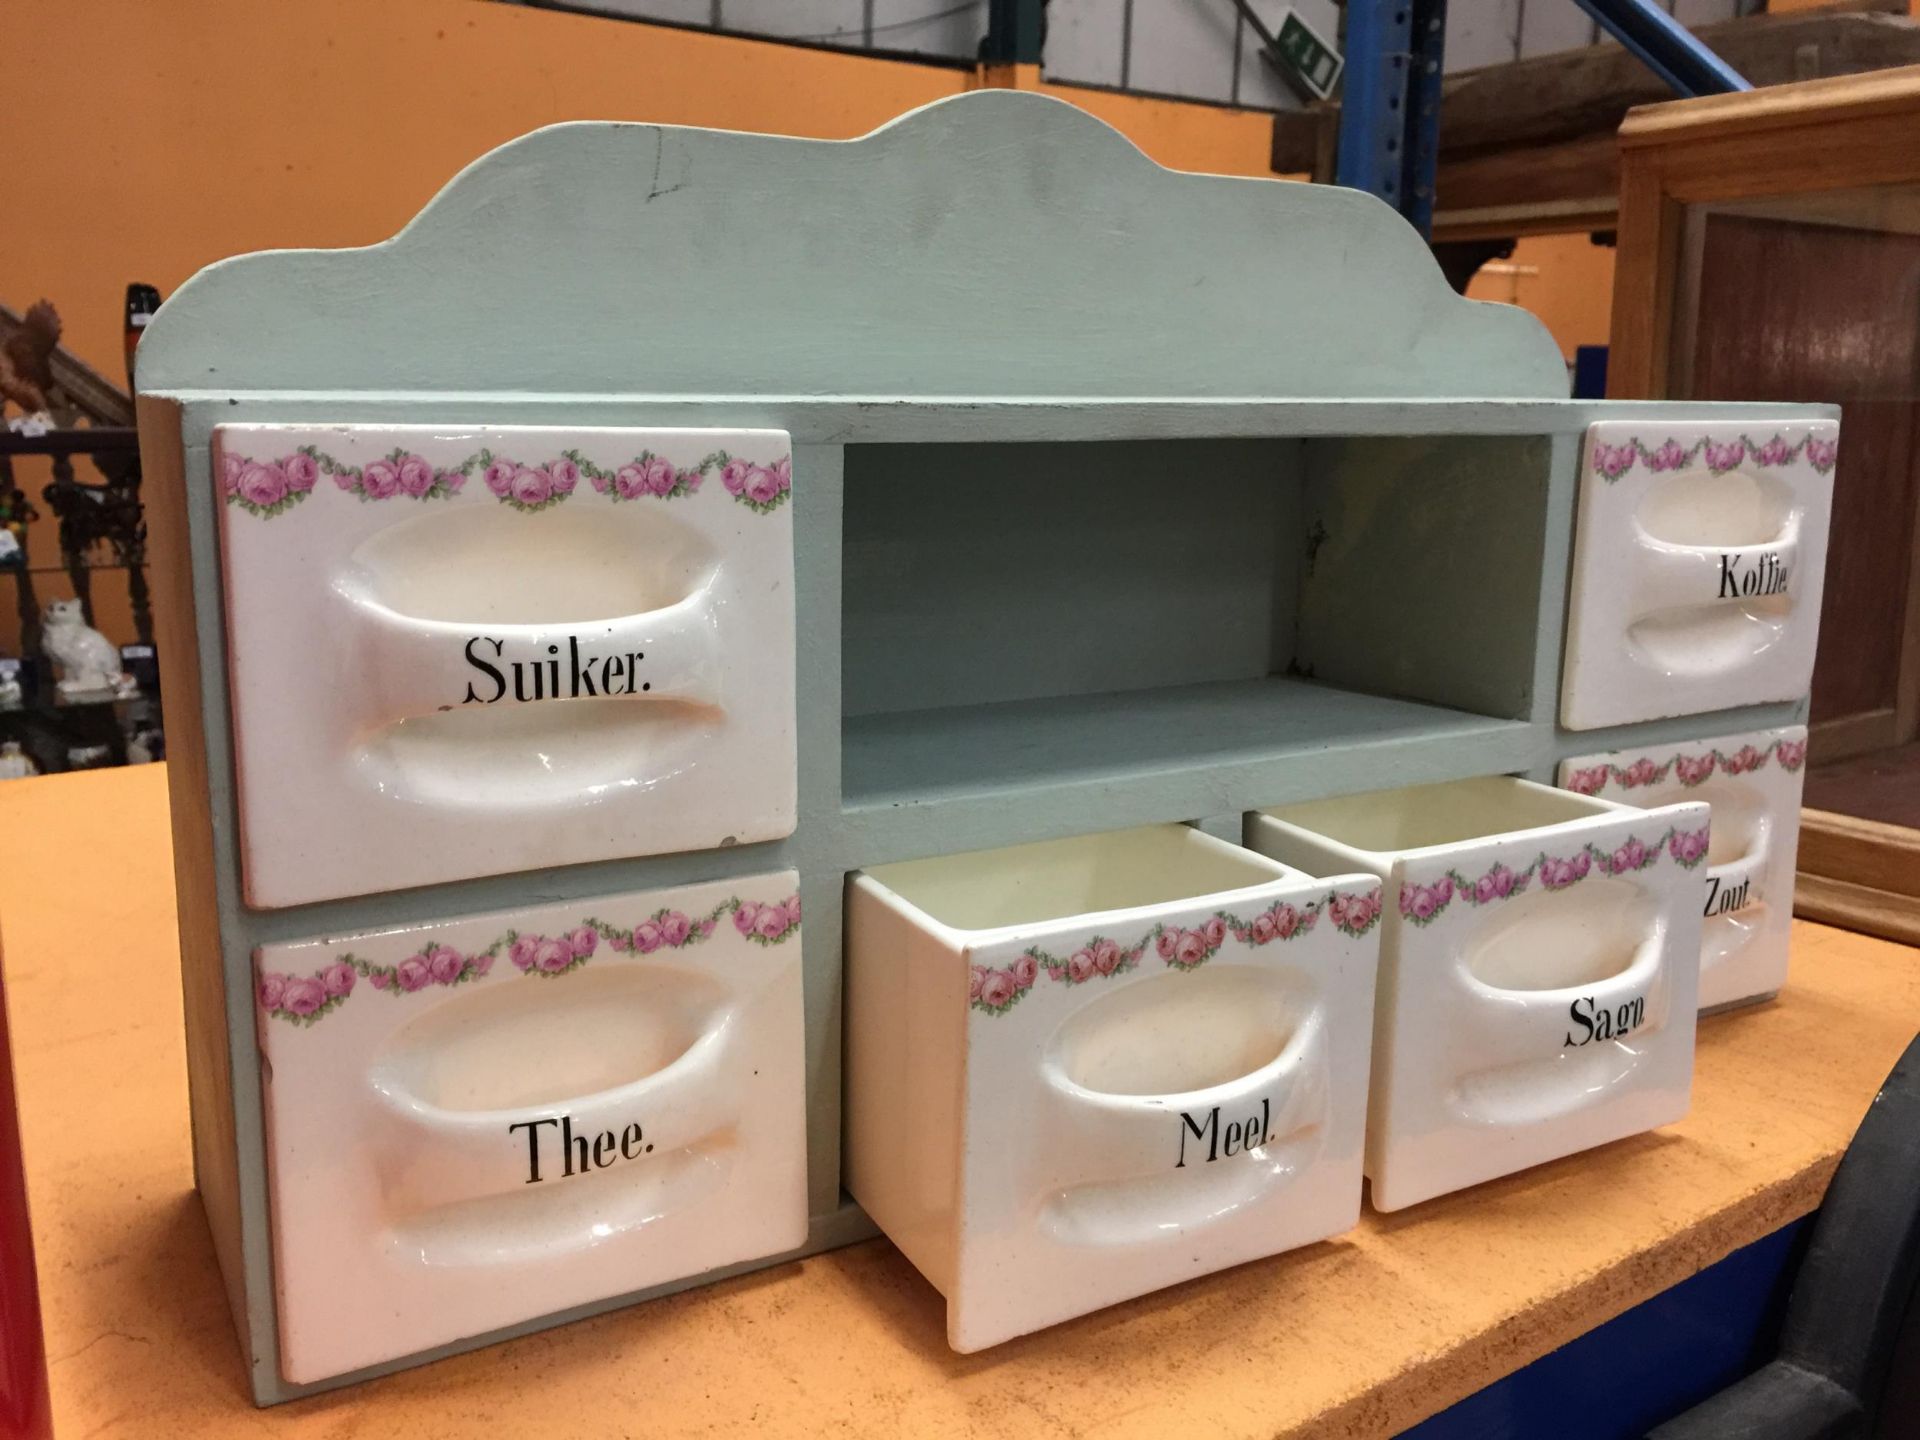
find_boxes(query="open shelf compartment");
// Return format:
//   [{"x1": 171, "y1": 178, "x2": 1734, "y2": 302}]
[
  {"x1": 841, "y1": 434, "x2": 1554, "y2": 840},
  {"x1": 844, "y1": 675, "x2": 1531, "y2": 807}
]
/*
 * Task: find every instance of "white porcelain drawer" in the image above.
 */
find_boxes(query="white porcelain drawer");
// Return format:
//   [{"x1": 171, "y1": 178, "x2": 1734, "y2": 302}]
[
  {"x1": 1246, "y1": 777, "x2": 1707, "y2": 1212},
  {"x1": 255, "y1": 873, "x2": 806, "y2": 1383},
  {"x1": 845, "y1": 824, "x2": 1380, "y2": 1353},
  {"x1": 214, "y1": 423, "x2": 796, "y2": 907},
  {"x1": 1561, "y1": 726, "x2": 1806, "y2": 1013},
  {"x1": 1561, "y1": 418, "x2": 1835, "y2": 730}
]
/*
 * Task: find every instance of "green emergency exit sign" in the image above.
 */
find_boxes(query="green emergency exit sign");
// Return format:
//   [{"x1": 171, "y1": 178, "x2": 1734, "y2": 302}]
[{"x1": 1275, "y1": 8, "x2": 1344, "y2": 101}]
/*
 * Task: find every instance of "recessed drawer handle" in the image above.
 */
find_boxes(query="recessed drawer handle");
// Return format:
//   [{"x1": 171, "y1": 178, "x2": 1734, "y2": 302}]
[
  {"x1": 1033, "y1": 1009, "x2": 1330, "y2": 1204},
  {"x1": 1448, "y1": 940, "x2": 1671, "y2": 1125},
  {"x1": 1454, "y1": 899, "x2": 1670, "y2": 1071},
  {"x1": 333, "y1": 582, "x2": 724, "y2": 730},
  {"x1": 1632, "y1": 520, "x2": 1800, "y2": 620},
  {"x1": 367, "y1": 1009, "x2": 738, "y2": 1216}
]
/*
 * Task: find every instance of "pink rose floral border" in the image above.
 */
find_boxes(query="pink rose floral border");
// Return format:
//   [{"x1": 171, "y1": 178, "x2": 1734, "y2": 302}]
[
  {"x1": 257, "y1": 892, "x2": 800, "y2": 1027},
  {"x1": 221, "y1": 450, "x2": 324, "y2": 517},
  {"x1": 574, "y1": 448, "x2": 792, "y2": 513},
  {"x1": 1588, "y1": 432, "x2": 1837, "y2": 484},
  {"x1": 1562, "y1": 735, "x2": 1805, "y2": 798},
  {"x1": 220, "y1": 444, "x2": 792, "y2": 518},
  {"x1": 1397, "y1": 823, "x2": 1710, "y2": 929},
  {"x1": 968, "y1": 887, "x2": 1384, "y2": 1017}
]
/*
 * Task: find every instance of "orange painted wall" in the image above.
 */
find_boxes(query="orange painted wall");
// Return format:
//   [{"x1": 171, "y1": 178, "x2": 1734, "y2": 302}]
[
  {"x1": 1468, "y1": 233, "x2": 1618, "y2": 363},
  {"x1": 1, "y1": 0, "x2": 1623, "y2": 648},
  {"x1": 9, "y1": 0, "x2": 1283, "y2": 384},
  {"x1": 4, "y1": 0, "x2": 1280, "y2": 652}
]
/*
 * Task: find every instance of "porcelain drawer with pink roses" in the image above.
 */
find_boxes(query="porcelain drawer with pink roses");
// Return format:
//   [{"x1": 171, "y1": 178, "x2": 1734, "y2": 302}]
[
  {"x1": 211, "y1": 421, "x2": 811, "y2": 1385},
  {"x1": 127, "y1": 93, "x2": 1836, "y2": 1404}
]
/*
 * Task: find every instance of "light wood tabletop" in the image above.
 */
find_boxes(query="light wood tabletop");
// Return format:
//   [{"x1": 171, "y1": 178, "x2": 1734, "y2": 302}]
[{"x1": 3, "y1": 764, "x2": 1916, "y2": 1439}]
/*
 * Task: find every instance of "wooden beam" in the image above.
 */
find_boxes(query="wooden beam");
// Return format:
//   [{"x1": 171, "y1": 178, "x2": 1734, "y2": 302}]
[
  {"x1": 1619, "y1": 59, "x2": 1920, "y2": 153},
  {"x1": 1431, "y1": 133, "x2": 1620, "y2": 242},
  {"x1": 1441, "y1": 7, "x2": 1920, "y2": 155},
  {"x1": 1270, "y1": 103, "x2": 1338, "y2": 180},
  {"x1": 1795, "y1": 872, "x2": 1920, "y2": 947},
  {"x1": 1272, "y1": 2, "x2": 1920, "y2": 176},
  {"x1": 1798, "y1": 807, "x2": 1920, "y2": 901},
  {"x1": 1432, "y1": 197, "x2": 1621, "y2": 243},
  {"x1": 1796, "y1": 806, "x2": 1920, "y2": 947}
]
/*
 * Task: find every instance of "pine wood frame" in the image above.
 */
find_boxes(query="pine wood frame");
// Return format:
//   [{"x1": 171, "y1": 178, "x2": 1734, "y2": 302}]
[
  {"x1": 1606, "y1": 69, "x2": 1920, "y2": 941},
  {"x1": 1609, "y1": 66, "x2": 1920, "y2": 400}
]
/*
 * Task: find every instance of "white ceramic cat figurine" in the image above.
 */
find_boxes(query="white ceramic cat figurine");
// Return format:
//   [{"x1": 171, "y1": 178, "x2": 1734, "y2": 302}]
[
  {"x1": 40, "y1": 599, "x2": 137, "y2": 698},
  {"x1": 0, "y1": 741, "x2": 37, "y2": 780}
]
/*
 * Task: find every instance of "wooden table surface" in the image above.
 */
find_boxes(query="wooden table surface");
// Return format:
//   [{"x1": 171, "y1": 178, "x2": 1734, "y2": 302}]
[{"x1": 3, "y1": 764, "x2": 1917, "y2": 1439}]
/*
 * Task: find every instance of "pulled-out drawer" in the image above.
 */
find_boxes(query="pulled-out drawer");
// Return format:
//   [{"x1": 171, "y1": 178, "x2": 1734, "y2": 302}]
[
  {"x1": 846, "y1": 823, "x2": 1380, "y2": 1352},
  {"x1": 1248, "y1": 777, "x2": 1707, "y2": 1212}
]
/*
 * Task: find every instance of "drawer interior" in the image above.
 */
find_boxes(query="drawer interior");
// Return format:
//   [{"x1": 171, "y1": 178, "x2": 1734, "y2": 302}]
[
  {"x1": 1261, "y1": 776, "x2": 1609, "y2": 854},
  {"x1": 864, "y1": 825, "x2": 1288, "y2": 931}
]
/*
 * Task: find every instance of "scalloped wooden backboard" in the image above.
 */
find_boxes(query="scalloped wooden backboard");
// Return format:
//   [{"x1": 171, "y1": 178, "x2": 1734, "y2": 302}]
[{"x1": 137, "y1": 91, "x2": 1567, "y2": 402}]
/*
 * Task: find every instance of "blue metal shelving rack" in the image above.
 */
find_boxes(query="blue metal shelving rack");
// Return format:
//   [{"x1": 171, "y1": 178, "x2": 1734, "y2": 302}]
[{"x1": 1332, "y1": 0, "x2": 1752, "y2": 239}]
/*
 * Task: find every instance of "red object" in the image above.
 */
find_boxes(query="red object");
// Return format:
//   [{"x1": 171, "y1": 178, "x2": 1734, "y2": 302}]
[{"x1": 0, "y1": 966, "x2": 51, "y2": 1440}]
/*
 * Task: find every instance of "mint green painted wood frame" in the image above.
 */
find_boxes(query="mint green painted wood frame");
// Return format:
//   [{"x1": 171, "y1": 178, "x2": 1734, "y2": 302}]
[{"x1": 134, "y1": 92, "x2": 1831, "y2": 1401}]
